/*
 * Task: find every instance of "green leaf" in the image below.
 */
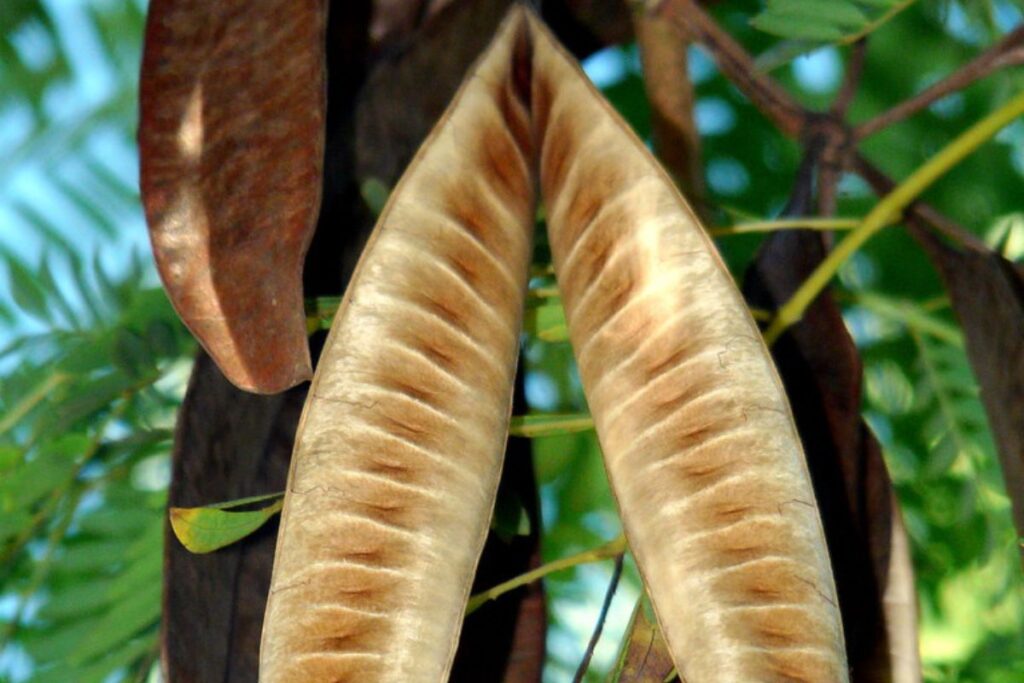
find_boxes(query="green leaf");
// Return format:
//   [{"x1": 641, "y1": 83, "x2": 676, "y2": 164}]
[
  {"x1": 22, "y1": 620, "x2": 96, "y2": 665},
  {"x1": 360, "y1": 177, "x2": 391, "y2": 217},
  {"x1": 523, "y1": 302, "x2": 569, "y2": 341},
  {"x1": 750, "y1": 12, "x2": 846, "y2": 42},
  {"x1": 509, "y1": 413, "x2": 594, "y2": 438},
  {"x1": 6, "y1": 257, "x2": 51, "y2": 322},
  {"x1": 92, "y1": 251, "x2": 130, "y2": 310},
  {"x1": 144, "y1": 319, "x2": 179, "y2": 358},
  {"x1": 66, "y1": 579, "x2": 160, "y2": 664},
  {"x1": 54, "y1": 539, "x2": 133, "y2": 575},
  {"x1": 0, "y1": 509, "x2": 33, "y2": 542},
  {"x1": 55, "y1": 331, "x2": 115, "y2": 374},
  {"x1": 0, "y1": 444, "x2": 21, "y2": 472},
  {"x1": 65, "y1": 248, "x2": 107, "y2": 324},
  {"x1": 49, "y1": 371, "x2": 133, "y2": 432},
  {"x1": 36, "y1": 578, "x2": 116, "y2": 623},
  {"x1": 31, "y1": 636, "x2": 155, "y2": 683},
  {"x1": 205, "y1": 490, "x2": 285, "y2": 510},
  {"x1": 0, "y1": 437, "x2": 86, "y2": 512},
  {"x1": 105, "y1": 539, "x2": 162, "y2": 602},
  {"x1": 111, "y1": 327, "x2": 153, "y2": 379},
  {"x1": 170, "y1": 495, "x2": 284, "y2": 553},
  {"x1": 491, "y1": 487, "x2": 531, "y2": 543},
  {"x1": 37, "y1": 251, "x2": 82, "y2": 329},
  {"x1": 771, "y1": 0, "x2": 869, "y2": 29}
]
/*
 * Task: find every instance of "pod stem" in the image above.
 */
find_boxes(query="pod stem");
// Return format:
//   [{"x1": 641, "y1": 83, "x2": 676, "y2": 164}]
[{"x1": 764, "y1": 89, "x2": 1024, "y2": 346}]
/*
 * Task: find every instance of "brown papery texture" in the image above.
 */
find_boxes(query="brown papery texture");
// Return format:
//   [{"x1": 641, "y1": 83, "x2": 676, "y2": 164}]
[
  {"x1": 528, "y1": 11, "x2": 848, "y2": 683},
  {"x1": 914, "y1": 228, "x2": 1024, "y2": 563},
  {"x1": 259, "y1": 11, "x2": 535, "y2": 682},
  {"x1": 139, "y1": 0, "x2": 326, "y2": 393}
]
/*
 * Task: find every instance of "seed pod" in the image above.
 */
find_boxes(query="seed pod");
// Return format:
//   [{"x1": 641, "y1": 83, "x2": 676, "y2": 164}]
[
  {"x1": 527, "y1": 10, "x2": 848, "y2": 682},
  {"x1": 260, "y1": 6, "x2": 848, "y2": 682},
  {"x1": 139, "y1": 0, "x2": 326, "y2": 393},
  {"x1": 259, "y1": 13, "x2": 535, "y2": 682}
]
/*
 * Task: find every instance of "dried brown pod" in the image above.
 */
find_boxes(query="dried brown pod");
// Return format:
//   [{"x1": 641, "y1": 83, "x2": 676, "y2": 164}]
[
  {"x1": 260, "y1": 6, "x2": 847, "y2": 682},
  {"x1": 139, "y1": 0, "x2": 327, "y2": 393}
]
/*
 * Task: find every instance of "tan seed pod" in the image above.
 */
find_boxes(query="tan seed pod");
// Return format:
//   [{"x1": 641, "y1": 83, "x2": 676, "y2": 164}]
[
  {"x1": 260, "y1": 6, "x2": 848, "y2": 682},
  {"x1": 259, "y1": 11, "x2": 535, "y2": 682},
  {"x1": 526, "y1": 10, "x2": 848, "y2": 682}
]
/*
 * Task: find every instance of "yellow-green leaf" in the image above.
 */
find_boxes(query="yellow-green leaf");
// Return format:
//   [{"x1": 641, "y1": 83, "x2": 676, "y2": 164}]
[
  {"x1": 523, "y1": 302, "x2": 568, "y2": 341},
  {"x1": 169, "y1": 495, "x2": 283, "y2": 554}
]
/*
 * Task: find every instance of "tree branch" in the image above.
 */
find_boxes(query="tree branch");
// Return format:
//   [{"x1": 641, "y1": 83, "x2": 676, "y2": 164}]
[
  {"x1": 634, "y1": 9, "x2": 706, "y2": 211},
  {"x1": 709, "y1": 217, "x2": 860, "y2": 237},
  {"x1": 853, "y1": 154, "x2": 989, "y2": 251},
  {"x1": 652, "y1": 0, "x2": 807, "y2": 137},
  {"x1": 785, "y1": 142, "x2": 822, "y2": 218},
  {"x1": 856, "y1": 25, "x2": 1024, "y2": 138},
  {"x1": 765, "y1": 89, "x2": 1024, "y2": 343},
  {"x1": 832, "y1": 39, "x2": 868, "y2": 118},
  {"x1": 572, "y1": 552, "x2": 625, "y2": 683}
]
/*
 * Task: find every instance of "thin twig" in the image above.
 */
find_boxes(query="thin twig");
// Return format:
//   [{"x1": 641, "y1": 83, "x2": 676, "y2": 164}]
[
  {"x1": 466, "y1": 535, "x2": 628, "y2": 613},
  {"x1": 528, "y1": 286, "x2": 561, "y2": 299},
  {"x1": 832, "y1": 39, "x2": 868, "y2": 118},
  {"x1": 653, "y1": 0, "x2": 806, "y2": 137},
  {"x1": 572, "y1": 552, "x2": 625, "y2": 683},
  {"x1": 856, "y1": 25, "x2": 1024, "y2": 138},
  {"x1": 839, "y1": 0, "x2": 919, "y2": 46},
  {"x1": 817, "y1": 39, "x2": 869, "y2": 215},
  {"x1": 817, "y1": 163, "x2": 841, "y2": 218},
  {"x1": 0, "y1": 372, "x2": 68, "y2": 438},
  {"x1": 764, "y1": 89, "x2": 1024, "y2": 344},
  {"x1": 634, "y1": 10, "x2": 706, "y2": 210},
  {"x1": 709, "y1": 218, "x2": 861, "y2": 237},
  {"x1": 788, "y1": 143, "x2": 823, "y2": 217},
  {"x1": 850, "y1": 291, "x2": 964, "y2": 347}
]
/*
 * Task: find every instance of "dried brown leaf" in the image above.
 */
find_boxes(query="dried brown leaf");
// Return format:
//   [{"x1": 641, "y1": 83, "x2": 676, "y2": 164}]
[
  {"x1": 915, "y1": 228, "x2": 1024, "y2": 559},
  {"x1": 139, "y1": 0, "x2": 327, "y2": 393},
  {"x1": 609, "y1": 596, "x2": 676, "y2": 683},
  {"x1": 633, "y1": 11, "x2": 705, "y2": 207}
]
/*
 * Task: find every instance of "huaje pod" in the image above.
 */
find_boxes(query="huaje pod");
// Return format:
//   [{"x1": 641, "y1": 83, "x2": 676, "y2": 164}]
[
  {"x1": 259, "y1": 11, "x2": 535, "y2": 682},
  {"x1": 526, "y1": 11, "x2": 849, "y2": 683},
  {"x1": 260, "y1": 5, "x2": 848, "y2": 682},
  {"x1": 139, "y1": 0, "x2": 326, "y2": 393}
]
